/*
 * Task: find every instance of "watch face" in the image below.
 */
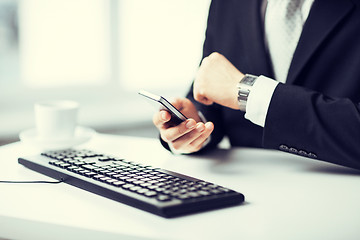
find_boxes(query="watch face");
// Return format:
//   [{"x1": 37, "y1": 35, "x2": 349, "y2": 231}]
[
  {"x1": 243, "y1": 75, "x2": 257, "y2": 85},
  {"x1": 243, "y1": 77, "x2": 253, "y2": 84}
]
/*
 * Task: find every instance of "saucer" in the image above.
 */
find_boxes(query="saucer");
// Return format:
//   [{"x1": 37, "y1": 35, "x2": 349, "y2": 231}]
[{"x1": 19, "y1": 126, "x2": 96, "y2": 150}]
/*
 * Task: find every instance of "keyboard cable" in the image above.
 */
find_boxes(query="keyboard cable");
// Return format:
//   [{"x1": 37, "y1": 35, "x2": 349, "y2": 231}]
[{"x1": 0, "y1": 178, "x2": 64, "y2": 184}]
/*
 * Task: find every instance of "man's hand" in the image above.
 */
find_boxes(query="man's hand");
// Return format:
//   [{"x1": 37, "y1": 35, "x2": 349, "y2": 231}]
[
  {"x1": 153, "y1": 98, "x2": 214, "y2": 154},
  {"x1": 194, "y1": 52, "x2": 244, "y2": 109}
]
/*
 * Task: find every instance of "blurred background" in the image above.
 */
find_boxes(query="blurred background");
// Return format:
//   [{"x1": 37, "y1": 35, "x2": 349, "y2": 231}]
[{"x1": 0, "y1": 0, "x2": 210, "y2": 145}]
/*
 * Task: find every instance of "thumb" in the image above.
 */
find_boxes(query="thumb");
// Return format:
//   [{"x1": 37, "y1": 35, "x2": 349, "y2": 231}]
[{"x1": 169, "y1": 97, "x2": 186, "y2": 110}]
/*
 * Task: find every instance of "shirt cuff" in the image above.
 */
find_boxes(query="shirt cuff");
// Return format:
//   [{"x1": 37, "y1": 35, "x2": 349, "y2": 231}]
[{"x1": 244, "y1": 75, "x2": 279, "y2": 127}]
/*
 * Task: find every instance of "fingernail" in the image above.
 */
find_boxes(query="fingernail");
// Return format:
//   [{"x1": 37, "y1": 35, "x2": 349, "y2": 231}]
[
  {"x1": 205, "y1": 122, "x2": 213, "y2": 129},
  {"x1": 161, "y1": 111, "x2": 167, "y2": 121},
  {"x1": 196, "y1": 124, "x2": 205, "y2": 132},
  {"x1": 186, "y1": 120, "x2": 196, "y2": 129}
]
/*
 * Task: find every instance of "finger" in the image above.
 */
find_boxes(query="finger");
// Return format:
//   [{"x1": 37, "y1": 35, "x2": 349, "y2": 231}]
[
  {"x1": 171, "y1": 98, "x2": 194, "y2": 114},
  {"x1": 171, "y1": 122, "x2": 214, "y2": 153},
  {"x1": 153, "y1": 110, "x2": 171, "y2": 129},
  {"x1": 170, "y1": 123, "x2": 205, "y2": 151},
  {"x1": 187, "y1": 122, "x2": 214, "y2": 151},
  {"x1": 169, "y1": 97, "x2": 183, "y2": 110},
  {"x1": 160, "y1": 118, "x2": 197, "y2": 142}
]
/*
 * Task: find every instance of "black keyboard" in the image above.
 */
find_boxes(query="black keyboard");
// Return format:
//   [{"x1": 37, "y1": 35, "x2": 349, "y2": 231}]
[{"x1": 18, "y1": 149, "x2": 244, "y2": 218}]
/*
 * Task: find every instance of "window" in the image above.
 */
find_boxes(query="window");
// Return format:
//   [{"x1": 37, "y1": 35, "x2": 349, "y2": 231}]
[
  {"x1": 118, "y1": 1, "x2": 209, "y2": 92},
  {"x1": 19, "y1": 0, "x2": 111, "y2": 87},
  {"x1": 0, "y1": 0, "x2": 19, "y2": 87},
  {"x1": 0, "y1": 0, "x2": 210, "y2": 139}
]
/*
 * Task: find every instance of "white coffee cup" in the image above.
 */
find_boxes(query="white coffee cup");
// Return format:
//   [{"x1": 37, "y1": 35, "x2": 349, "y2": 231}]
[{"x1": 34, "y1": 100, "x2": 79, "y2": 140}]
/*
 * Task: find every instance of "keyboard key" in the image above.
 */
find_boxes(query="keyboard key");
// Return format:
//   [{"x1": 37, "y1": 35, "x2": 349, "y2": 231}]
[
  {"x1": 108, "y1": 167, "x2": 119, "y2": 171},
  {"x1": 126, "y1": 178, "x2": 138, "y2": 183},
  {"x1": 122, "y1": 184, "x2": 135, "y2": 189},
  {"x1": 84, "y1": 172, "x2": 97, "y2": 178},
  {"x1": 98, "y1": 157, "x2": 112, "y2": 161},
  {"x1": 155, "y1": 187, "x2": 166, "y2": 193},
  {"x1": 100, "y1": 170, "x2": 111, "y2": 175},
  {"x1": 177, "y1": 194, "x2": 191, "y2": 200},
  {"x1": 197, "y1": 190, "x2": 211, "y2": 196},
  {"x1": 133, "y1": 180, "x2": 145, "y2": 185},
  {"x1": 157, "y1": 195, "x2": 172, "y2": 202},
  {"x1": 67, "y1": 166, "x2": 78, "y2": 171},
  {"x1": 148, "y1": 180, "x2": 159, "y2": 184},
  {"x1": 105, "y1": 172, "x2": 117, "y2": 177},
  {"x1": 73, "y1": 161, "x2": 87, "y2": 166},
  {"x1": 210, "y1": 189, "x2": 223, "y2": 195},
  {"x1": 112, "y1": 174, "x2": 124, "y2": 179},
  {"x1": 82, "y1": 164, "x2": 97, "y2": 170},
  {"x1": 93, "y1": 174, "x2": 105, "y2": 180},
  {"x1": 129, "y1": 186, "x2": 142, "y2": 192},
  {"x1": 72, "y1": 167, "x2": 85, "y2": 173},
  {"x1": 100, "y1": 165, "x2": 111, "y2": 169},
  {"x1": 100, "y1": 177, "x2": 112, "y2": 182},
  {"x1": 93, "y1": 168, "x2": 104, "y2": 173},
  {"x1": 79, "y1": 170, "x2": 90, "y2": 175},
  {"x1": 62, "y1": 158, "x2": 73, "y2": 163},
  {"x1": 106, "y1": 179, "x2": 118, "y2": 184},
  {"x1": 59, "y1": 163, "x2": 71, "y2": 168},
  {"x1": 136, "y1": 188, "x2": 149, "y2": 194},
  {"x1": 112, "y1": 181, "x2": 126, "y2": 187},
  {"x1": 52, "y1": 161, "x2": 65, "y2": 167},
  {"x1": 144, "y1": 191, "x2": 157, "y2": 197},
  {"x1": 188, "y1": 192, "x2": 201, "y2": 198}
]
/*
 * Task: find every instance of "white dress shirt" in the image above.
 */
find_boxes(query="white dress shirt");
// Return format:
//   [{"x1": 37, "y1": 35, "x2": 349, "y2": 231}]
[{"x1": 245, "y1": 0, "x2": 315, "y2": 127}]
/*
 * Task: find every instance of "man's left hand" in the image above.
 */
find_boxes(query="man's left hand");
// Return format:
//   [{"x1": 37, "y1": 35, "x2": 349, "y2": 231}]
[{"x1": 193, "y1": 52, "x2": 244, "y2": 109}]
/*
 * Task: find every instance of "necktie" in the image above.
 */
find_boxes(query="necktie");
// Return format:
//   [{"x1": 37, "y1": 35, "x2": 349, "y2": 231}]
[{"x1": 265, "y1": 0, "x2": 305, "y2": 83}]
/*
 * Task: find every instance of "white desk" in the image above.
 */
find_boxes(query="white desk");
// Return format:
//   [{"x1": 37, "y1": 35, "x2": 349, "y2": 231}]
[{"x1": 1, "y1": 134, "x2": 360, "y2": 240}]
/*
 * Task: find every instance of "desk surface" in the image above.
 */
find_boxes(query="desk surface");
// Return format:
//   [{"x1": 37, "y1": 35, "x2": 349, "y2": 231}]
[{"x1": 1, "y1": 134, "x2": 360, "y2": 240}]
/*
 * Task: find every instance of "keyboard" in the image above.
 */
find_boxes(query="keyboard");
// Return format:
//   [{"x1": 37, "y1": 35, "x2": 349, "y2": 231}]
[{"x1": 18, "y1": 149, "x2": 244, "y2": 218}]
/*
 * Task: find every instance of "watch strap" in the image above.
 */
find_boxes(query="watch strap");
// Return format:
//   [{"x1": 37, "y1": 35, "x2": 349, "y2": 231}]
[{"x1": 237, "y1": 74, "x2": 258, "y2": 111}]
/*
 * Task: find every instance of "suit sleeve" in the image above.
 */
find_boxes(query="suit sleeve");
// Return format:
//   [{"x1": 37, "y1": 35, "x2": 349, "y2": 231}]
[{"x1": 263, "y1": 83, "x2": 360, "y2": 169}]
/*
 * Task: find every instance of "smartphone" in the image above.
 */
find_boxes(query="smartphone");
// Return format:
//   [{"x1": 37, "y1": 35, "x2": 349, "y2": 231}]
[{"x1": 138, "y1": 90, "x2": 187, "y2": 126}]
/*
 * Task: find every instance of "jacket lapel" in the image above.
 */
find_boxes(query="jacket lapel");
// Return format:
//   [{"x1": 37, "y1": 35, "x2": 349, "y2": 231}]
[{"x1": 287, "y1": 0, "x2": 354, "y2": 84}]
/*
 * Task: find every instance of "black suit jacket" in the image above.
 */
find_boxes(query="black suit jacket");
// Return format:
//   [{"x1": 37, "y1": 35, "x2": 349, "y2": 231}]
[{"x1": 183, "y1": 0, "x2": 360, "y2": 169}]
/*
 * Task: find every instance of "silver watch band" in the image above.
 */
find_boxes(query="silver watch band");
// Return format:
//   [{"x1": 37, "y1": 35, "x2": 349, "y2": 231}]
[{"x1": 237, "y1": 74, "x2": 258, "y2": 111}]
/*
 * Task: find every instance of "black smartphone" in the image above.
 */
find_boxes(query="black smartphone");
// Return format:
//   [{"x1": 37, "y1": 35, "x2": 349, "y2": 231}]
[{"x1": 138, "y1": 90, "x2": 187, "y2": 126}]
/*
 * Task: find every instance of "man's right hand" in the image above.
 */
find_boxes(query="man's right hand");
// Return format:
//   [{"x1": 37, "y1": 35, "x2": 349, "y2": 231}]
[{"x1": 153, "y1": 97, "x2": 214, "y2": 154}]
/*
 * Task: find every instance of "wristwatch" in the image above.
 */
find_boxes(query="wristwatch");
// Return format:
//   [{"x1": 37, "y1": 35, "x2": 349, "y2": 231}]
[{"x1": 237, "y1": 74, "x2": 258, "y2": 111}]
